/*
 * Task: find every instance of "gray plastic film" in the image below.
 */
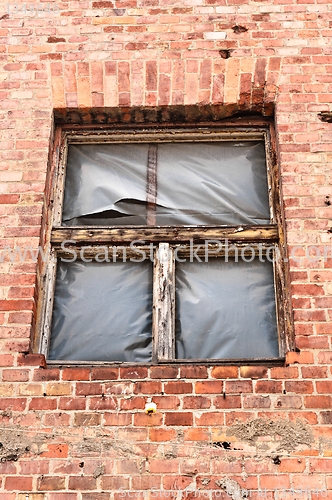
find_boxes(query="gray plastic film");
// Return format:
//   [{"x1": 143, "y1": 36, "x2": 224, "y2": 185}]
[
  {"x1": 62, "y1": 144, "x2": 149, "y2": 226},
  {"x1": 156, "y1": 142, "x2": 270, "y2": 225},
  {"x1": 62, "y1": 141, "x2": 270, "y2": 227},
  {"x1": 49, "y1": 260, "x2": 153, "y2": 362},
  {"x1": 175, "y1": 258, "x2": 278, "y2": 360}
]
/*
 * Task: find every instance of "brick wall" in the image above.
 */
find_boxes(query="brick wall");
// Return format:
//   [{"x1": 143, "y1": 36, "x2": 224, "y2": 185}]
[{"x1": 1, "y1": 0, "x2": 332, "y2": 498}]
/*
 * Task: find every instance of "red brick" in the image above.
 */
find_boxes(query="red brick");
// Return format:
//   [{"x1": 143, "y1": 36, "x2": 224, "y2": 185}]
[
  {"x1": 149, "y1": 460, "x2": 179, "y2": 473},
  {"x1": 292, "y1": 476, "x2": 325, "y2": 489},
  {"x1": 82, "y1": 494, "x2": 110, "y2": 500},
  {"x1": 183, "y1": 396, "x2": 211, "y2": 409},
  {"x1": 17, "y1": 353, "x2": 46, "y2": 368},
  {"x1": 305, "y1": 396, "x2": 332, "y2": 408},
  {"x1": 184, "y1": 428, "x2": 210, "y2": 441},
  {"x1": 211, "y1": 366, "x2": 238, "y2": 379},
  {"x1": 226, "y1": 412, "x2": 255, "y2": 424},
  {"x1": 195, "y1": 412, "x2": 224, "y2": 426},
  {"x1": 91, "y1": 367, "x2": 118, "y2": 380},
  {"x1": 89, "y1": 397, "x2": 117, "y2": 410},
  {"x1": 163, "y1": 475, "x2": 193, "y2": 490},
  {"x1": 279, "y1": 458, "x2": 306, "y2": 473},
  {"x1": 286, "y1": 351, "x2": 314, "y2": 364},
  {"x1": 0, "y1": 355, "x2": 14, "y2": 367},
  {"x1": 104, "y1": 413, "x2": 132, "y2": 426},
  {"x1": 165, "y1": 412, "x2": 193, "y2": 426},
  {"x1": 104, "y1": 381, "x2": 133, "y2": 395},
  {"x1": 73, "y1": 413, "x2": 101, "y2": 426},
  {"x1": 5, "y1": 476, "x2": 33, "y2": 490},
  {"x1": 120, "y1": 396, "x2": 145, "y2": 410},
  {"x1": 214, "y1": 395, "x2": 241, "y2": 409},
  {"x1": 2, "y1": 369, "x2": 29, "y2": 381},
  {"x1": 132, "y1": 476, "x2": 161, "y2": 489},
  {"x1": 180, "y1": 366, "x2": 208, "y2": 378},
  {"x1": 62, "y1": 368, "x2": 90, "y2": 381},
  {"x1": 243, "y1": 395, "x2": 271, "y2": 408},
  {"x1": 164, "y1": 381, "x2": 193, "y2": 394},
  {"x1": 0, "y1": 398, "x2": 26, "y2": 411},
  {"x1": 150, "y1": 366, "x2": 178, "y2": 379},
  {"x1": 120, "y1": 366, "x2": 148, "y2": 379},
  {"x1": 116, "y1": 460, "x2": 140, "y2": 474},
  {"x1": 225, "y1": 380, "x2": 253, "y2": 393},
  {"x1": 195, "y1": 381, "x2": 223, "y2": 394},
  {"x1": 240, "y1": 366, "x2": 268, "y2": 379},
  {"x1": 285, "y1": 381, "x2": 313, "y2": 393},
  {"x1": 134, "y1": 382, "x2": 162, "y2": 394},
  {"x1": 0, "y1": 299, "x2": 34, "y2": 311},
  {"x1": 68, "y1": 477, "x2": 96, "y2": 490},
  {"x1": 41, "y1": 444, "x2": 69, "y2": 458},
  {"x1": 260, "y1": 475, "x2": 290, "y2": 489},
  {"x1": 275, "y1": 396, "x2": 302, "y2": 409},
  {"x1": 76, "y1": 382, "x2": 102, "y2": 396},
  {"x1": 33, "y1": 368, "x2": 60, "y2": 381},
  {"x1": 320, "y1": 411, "x2": 332, "y2": 424},
  {"x1": 101, "y1": 477, "x2": 130, "y2": 490},
  {"x1": 317, "y1": 381, "x2": 332, "y2": 393},
  {"x1": 29, "y1": 397, "x2": 57, "y2": 410},
  {"x1": 58, "y1": 397, "x2": 86, "y2": 411},
  {"x1": 149, "y1": 428, "x2": 177, "y2": 442},
  {"x1": 152, "y1": 396, "x2": 180, "y2": 409},
  {"x1": 255, "y1": 381, "x2": 282, "y2": 393},
  {"x1": 270, "y1": 367, "x2": 299, "y2": 379},
  {"x1": 134, "y1": 413, "x2": 163, "y2": 426},
  {"x1": 302, "y1": 366, "x2": 327, "y2": 378},
  {"x1": 309, "y1": 458, "x2": 332, "y2": 473}
]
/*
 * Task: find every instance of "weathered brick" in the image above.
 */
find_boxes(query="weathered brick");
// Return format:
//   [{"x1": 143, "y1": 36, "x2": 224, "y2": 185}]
[
  {"x1": 164, "y1": 381, "x2": 193, "y2": 394},
  {"x1": 165, "y1": 412, "x2": 193, "y2": 426},
  {"x1": 195, "y1": 381, "x2": 223, "y2": 394},
  {"x1": 73, "y1": 413, "x2": 101, "y2": 426},
  {"x1": 5, "y1": 476, "x2": 33, "y2": 490},
  {"x1": 211, "y1": 366, "x2": 238, "y2": 379},
  {"x1": 91, "y1": 367, "x2": 118, "y2": 380}
]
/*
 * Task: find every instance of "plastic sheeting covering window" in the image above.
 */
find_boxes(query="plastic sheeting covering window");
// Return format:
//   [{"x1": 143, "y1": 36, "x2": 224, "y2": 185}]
[
  {"x1": 62, "y1": 141, "x2": 270, "y2": 227},
  {"x1": 175, "y1": 258, "x2": 279, "y2": 360},
  {"x1": 62, "y1": 144, "x2": 149, "y2": 226},
  {"x1": 156, "y1": 142, "x2": 270, "y2": 225},
  {"x1": 48, "y1": 260, "x2": 153, "y2": 362}
]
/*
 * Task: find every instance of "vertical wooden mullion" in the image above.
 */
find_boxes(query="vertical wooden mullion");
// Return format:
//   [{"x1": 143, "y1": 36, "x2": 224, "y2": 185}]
[
  {"x1": 39, "y1": 249, "x2": 57, "y2": 357},
  {"x1": 147, "y1": 144, "x2": 158, "y2": 226},
  {"x1": 152, "y1": 243, "x2": 175, "y2": 362},
  {"x1": 53, "y1": 130, "x2": 68, "y2": 227}
]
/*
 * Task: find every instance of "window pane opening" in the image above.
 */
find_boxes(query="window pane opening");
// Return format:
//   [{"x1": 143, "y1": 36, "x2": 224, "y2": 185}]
[
  {"x1": 175, "y1": 258, "x2": 279, "y2": 360},
  {"x1": 49, "y1": 259, "x2": 153, "y2": 362},
  {"x1": 62, "y1": 141, "x2": 270, "y2": 227}
]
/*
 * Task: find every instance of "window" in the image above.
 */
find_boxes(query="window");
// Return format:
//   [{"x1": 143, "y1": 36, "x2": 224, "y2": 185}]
[{"x1": 37, "y1": 124, "x2": 292, "y2": 364}]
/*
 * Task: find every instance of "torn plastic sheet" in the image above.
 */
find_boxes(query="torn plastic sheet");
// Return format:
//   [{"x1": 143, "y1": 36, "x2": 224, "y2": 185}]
[
  {"x1": 62, "y1": 141, "x2": 270, "y2": 226},
  {"x1": 62, "y1": 144, "x2": 149, "y2": 226},
  {"x1": 175, "y1": 258, "x2": 279, "y2": 359},
  {"x1": 48, "y1": 260, "x2": 153, "y2": 362}
]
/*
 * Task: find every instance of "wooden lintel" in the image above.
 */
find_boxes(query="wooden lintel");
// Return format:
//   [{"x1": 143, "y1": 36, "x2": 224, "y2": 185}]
[{"x1": 51, "y1": 225, "x2": 278, "y2": 245}]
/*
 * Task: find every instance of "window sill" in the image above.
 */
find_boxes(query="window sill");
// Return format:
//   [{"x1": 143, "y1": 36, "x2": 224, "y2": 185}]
[{"x1": 46, "y1": 357, "x2": 286, "y2": 368}]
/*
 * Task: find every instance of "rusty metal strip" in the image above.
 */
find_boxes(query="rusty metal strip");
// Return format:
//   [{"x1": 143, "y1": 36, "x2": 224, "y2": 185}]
[{"x1": 147, "y1": 144, "x2": 158, "y2": 225}]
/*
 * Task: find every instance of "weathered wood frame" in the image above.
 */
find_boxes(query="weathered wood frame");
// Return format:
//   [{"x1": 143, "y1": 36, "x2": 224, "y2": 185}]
[{"x1": 35, "y1": 121, "x2": 293, "y2": 364}]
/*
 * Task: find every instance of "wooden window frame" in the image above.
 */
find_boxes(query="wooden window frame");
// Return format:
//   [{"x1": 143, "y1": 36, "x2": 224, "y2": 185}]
[{"x1": 35, "y1": 120, "x2": 294, "y2": 366}]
